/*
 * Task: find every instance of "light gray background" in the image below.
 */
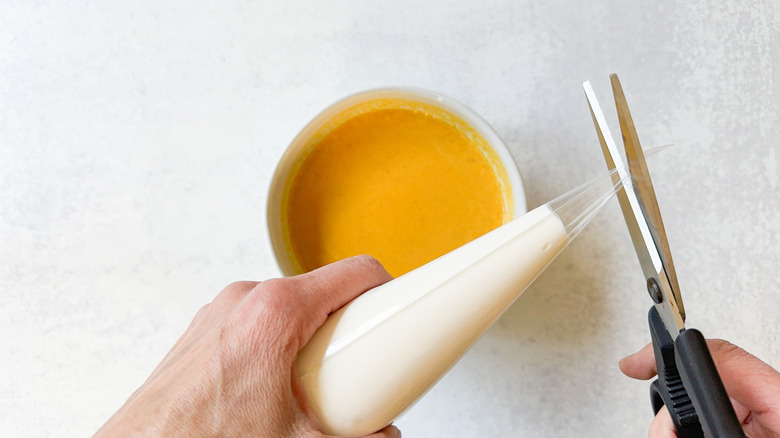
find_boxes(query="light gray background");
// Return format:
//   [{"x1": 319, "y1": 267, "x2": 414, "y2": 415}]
[{"x1": 2, "y1": 1, "x2": 779, "y2": 437}]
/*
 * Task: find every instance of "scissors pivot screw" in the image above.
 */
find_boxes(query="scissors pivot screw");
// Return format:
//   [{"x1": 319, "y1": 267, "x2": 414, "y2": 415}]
[{"x1": 647, "y1": 278, "x2": 663, "y2": 304}]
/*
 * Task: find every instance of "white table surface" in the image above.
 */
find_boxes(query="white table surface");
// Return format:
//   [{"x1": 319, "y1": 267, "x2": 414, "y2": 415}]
[{"x1": 2, "y1": 1, "x2": 779, "y2": 436}]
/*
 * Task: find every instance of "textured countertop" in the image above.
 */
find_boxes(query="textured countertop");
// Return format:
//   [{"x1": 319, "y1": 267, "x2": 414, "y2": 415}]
[{"x1": 2, "y1": 1, "x2": 779, "y2": 436}]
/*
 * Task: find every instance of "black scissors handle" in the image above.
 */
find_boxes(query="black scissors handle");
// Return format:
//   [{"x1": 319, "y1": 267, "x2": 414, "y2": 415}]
[{"x1": 648, "y1": 307, "x2": 745, "y2": 437}]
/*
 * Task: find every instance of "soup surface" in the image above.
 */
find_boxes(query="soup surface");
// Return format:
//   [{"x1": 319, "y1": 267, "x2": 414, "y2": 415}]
[{"x1": 285, "y1": 105, "x2": 511, "y2": 277}]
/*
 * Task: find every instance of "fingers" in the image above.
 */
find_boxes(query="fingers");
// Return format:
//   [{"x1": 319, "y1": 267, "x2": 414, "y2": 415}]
[
  {"x1": 363, "y1": 425, "x2": 401, "y2": 438},
  {"x1": 648, "y1": 406, "x2": 677, "y2": 438},
  {"x1": 703, "y1": 340, "x2": 780, "y2": 420},
  {"x1": 619, "y1": 342, "x2": 658, "y2": 380},
  {"x1": 323, "y1": 424, "x2": 400, "y2": 438}
]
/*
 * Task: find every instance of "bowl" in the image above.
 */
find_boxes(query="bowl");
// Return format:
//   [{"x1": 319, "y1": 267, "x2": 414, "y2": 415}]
[{"x1": 267, "y1": 87, "x2": 526, "y2": 277}]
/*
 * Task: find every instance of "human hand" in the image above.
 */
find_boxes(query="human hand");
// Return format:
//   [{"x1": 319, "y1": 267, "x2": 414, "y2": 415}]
[
  {"x1": 619, "y1": 339, "x2": 780, "y2": 438},
  {"x1": 94, "y1": 255, "x2": 400, "y2": 438}
]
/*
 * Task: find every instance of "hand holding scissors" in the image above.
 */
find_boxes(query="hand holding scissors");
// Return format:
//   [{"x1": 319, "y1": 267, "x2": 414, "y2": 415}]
[{"x1": 584, "y1": 74, "x2": 750, "y2": 438}]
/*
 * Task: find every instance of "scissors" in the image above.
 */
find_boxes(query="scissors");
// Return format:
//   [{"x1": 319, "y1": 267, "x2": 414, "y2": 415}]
[{"x1": 582, "y1": 74, "x2": 745, "y2": 438}]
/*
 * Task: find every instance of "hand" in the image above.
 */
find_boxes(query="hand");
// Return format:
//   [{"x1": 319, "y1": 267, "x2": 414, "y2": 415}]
[
  {"x1": 95, "y1": 255, "x2": 400, "y2": 438},
  {"x1": 620, "y1": 339, "x2": 780, "y2": 438}
]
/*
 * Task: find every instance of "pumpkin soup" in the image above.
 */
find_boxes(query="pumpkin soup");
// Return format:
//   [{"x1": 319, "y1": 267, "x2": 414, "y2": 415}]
[{"x1": 284, "y1": 103, "x2": 512, "y2": 277}]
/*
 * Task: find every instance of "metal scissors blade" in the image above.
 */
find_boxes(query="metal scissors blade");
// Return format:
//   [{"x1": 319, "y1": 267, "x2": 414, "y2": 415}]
[
  {"x1": 583, "y1": 75, "x2": 685, "y2": 335},
  {"x1": 610, "y1": 74, "x2": 685, "y2": 321}
]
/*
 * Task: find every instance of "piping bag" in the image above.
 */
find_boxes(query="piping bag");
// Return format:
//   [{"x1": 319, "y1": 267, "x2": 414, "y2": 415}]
[{"x1": 298, "y1": 163, "x2": 634, "y2": 437}]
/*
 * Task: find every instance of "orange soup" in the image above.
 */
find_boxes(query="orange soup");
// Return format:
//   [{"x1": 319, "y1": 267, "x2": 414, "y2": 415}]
[{"x1": 283, "y1": 100, "x2": 513, "y2": 277}]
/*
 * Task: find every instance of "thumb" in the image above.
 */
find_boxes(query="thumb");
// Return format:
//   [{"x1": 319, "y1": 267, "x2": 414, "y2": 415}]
[
  {"x1": 649, "y1": 406, "x2": 678, "y2": 438},
  {"x1": 619, "y1": 342, "x2": 657, "y2": 380},
  {"x1": 286, "y1": 255, "x2": 393, "y2": 345}
]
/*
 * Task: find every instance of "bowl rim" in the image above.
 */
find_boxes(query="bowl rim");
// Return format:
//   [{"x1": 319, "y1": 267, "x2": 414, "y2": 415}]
[{"x1": 266, "y1": 86, "x2": 527, "y2": 276}]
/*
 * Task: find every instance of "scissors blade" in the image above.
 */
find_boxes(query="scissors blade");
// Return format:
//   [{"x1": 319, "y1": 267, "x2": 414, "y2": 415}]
[
  {"x1": 584, "y1": 77, "x2": 685, "y2": 336},
  {"x1": 610, "y1": 74, "x2": 686, "y2": 321},
  {"x1": 582, "y1": 81, "x2": 634, "y2": 245}
]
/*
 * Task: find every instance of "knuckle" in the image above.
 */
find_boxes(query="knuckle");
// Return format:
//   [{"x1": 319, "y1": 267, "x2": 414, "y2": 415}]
[
  {"x1": 221, "y1": 278, "x2": 301, "y2": 356},
  {"x1": 193, "y1": 303, "x2": 212, "y2": 320},
  {"x1": 214, "y1": 281, "x2": 259, "y2": 306},
  {"x1": 245, "y1": 278, "x2": 295, "y2": 320},
  {"x1": 221, "y1": 280, "x2": 259, "y2": 296}
]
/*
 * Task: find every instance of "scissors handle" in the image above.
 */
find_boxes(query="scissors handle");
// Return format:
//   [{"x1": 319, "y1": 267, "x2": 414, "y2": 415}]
[{"x1": 648, "y1": 307, "x2": 745, "y2": 437}]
